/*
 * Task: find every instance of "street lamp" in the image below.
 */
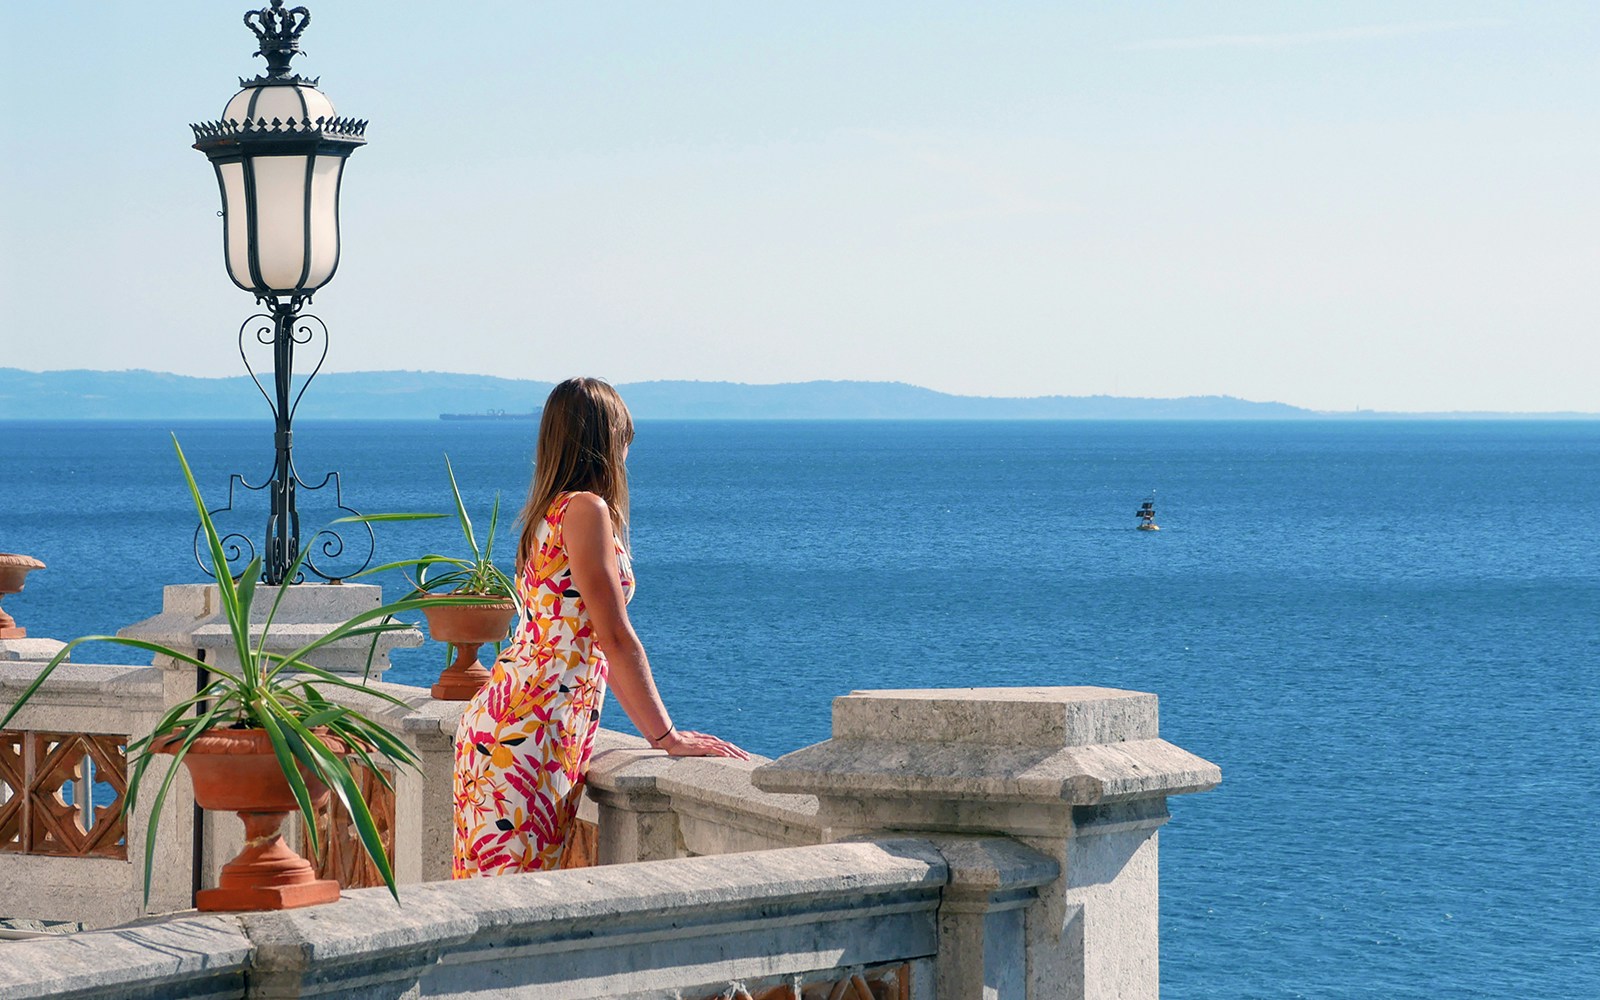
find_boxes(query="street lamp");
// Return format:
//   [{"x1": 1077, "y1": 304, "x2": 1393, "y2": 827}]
[{"x1": 191, "y1": 2, "x2": 370, "y2": 585}]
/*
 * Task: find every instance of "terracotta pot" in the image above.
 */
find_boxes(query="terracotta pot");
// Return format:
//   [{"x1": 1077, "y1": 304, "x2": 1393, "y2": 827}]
[
  {"x1": 0, "y1": 553, "x2": 45, "y2": 640},
  {"x1": 160, "y1": 727, "x2": 346, "y2": 912},
  {"x1": 419, "y1": 597, "x2": 517, "y2": 701}
]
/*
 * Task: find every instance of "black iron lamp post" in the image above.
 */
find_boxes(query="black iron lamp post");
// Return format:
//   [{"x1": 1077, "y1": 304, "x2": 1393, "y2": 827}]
[{"x1": 191, "y1": 2, "x2": 370, "y2": 585}]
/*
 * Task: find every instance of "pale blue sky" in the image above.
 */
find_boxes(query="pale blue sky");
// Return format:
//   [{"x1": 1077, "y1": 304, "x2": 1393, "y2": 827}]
[{"x1": 2, "y1": 2, "x2": 1595, "y2": 411}]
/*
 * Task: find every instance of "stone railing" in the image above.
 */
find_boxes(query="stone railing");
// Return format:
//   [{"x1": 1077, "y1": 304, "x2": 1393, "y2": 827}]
[
  {"x1": 0, "y1": 839, "x2": 952, "y2": 999},
  {"x1": 0, "y1": 661, "x2": 190, "y2": 926},
  {"x1": 0, "y1": 583, "x2": 1223, "y2": 997}
]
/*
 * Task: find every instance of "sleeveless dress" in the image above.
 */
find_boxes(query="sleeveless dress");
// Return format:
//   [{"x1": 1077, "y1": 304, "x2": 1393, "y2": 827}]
[{"x1": 451, "y1": 492, "x2": 634, "y2": 877}]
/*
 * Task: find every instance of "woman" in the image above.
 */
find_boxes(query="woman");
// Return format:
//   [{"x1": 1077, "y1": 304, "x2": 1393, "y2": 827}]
[{"x1": 452, "y1": 378, "x2": 748, "y2": 877}]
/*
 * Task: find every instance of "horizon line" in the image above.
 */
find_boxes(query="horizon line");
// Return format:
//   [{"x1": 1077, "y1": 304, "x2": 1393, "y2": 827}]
[{"x1": 1, "y1": 366, "x2": 1593, "y2": 419}]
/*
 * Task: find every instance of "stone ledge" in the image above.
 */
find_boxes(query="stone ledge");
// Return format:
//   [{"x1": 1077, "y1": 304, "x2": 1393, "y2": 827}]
[
  {"x1": 0, "y1": 841, "x2": 948, "y2": 1000},
  {"x1": 119, "y1": 583, "x2": 422, "y2": 680},
  {"x1": 0, "y1": 914, "x2": 250, "y2": 1000},
  {"x1": 0, "y1": 639, "x2": 67, "y2": 664},
  {"x1": 398, "y1": 696, "x2": 469, "y2": 736},
  {"x1": 918, "y1": 835, "x2": 1060, "y2": 898},
  {"x1": 431, "y1": 839, "x2": 945, "y2": 933},
  {"x1": 0, "y1": 662, "x2": 162, "y2": 708},
  {"x1": 586, "y1": 731, "x2": 823, "y2": 847},
  {"x1": 753, "y1": 737, "x2": 1221, "y2": 806}
]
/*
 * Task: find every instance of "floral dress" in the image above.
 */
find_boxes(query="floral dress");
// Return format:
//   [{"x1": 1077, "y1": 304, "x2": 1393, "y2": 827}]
[{"x1": 452, "y1": 492, "x2": 633, "y2": 877}]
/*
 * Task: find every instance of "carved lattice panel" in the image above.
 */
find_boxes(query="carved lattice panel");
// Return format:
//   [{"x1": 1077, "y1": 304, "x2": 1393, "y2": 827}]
[
  {"x1": 0, "y1": 731, "x2": 128, "y2": 859},
  {"x1": 696, "y1": 963, "x2": 911, "y2": 1000},
  {"x1": 304, "y1": 763, "x2": 396, "y2": 889},
  {"x1": 0, "y1": 731, "x2": 24, "y2": 852}
]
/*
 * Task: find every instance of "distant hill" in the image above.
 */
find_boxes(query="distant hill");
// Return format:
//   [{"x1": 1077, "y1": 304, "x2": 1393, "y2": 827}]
[
  {"x1": 0, "y1": 368, "x2": 1590, "y2": 420},
  {"x1": 0, "y1": 368, "x2": 1320, "y2": 420}
]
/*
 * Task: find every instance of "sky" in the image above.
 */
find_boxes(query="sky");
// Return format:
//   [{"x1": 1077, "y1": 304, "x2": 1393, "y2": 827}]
[{"x1": 1, "y1": 2, "x2": 1596, "y2": 412}]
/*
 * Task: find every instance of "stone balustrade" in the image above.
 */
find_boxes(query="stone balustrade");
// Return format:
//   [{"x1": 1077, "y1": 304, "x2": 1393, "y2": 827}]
[
  {"x1": 0, "y1": 584, "x2": 1222, "y2": 998},
  {"x1": 0, "y1": 840, "x2": 952, "y2": 999},
  {"x1": 0, "y1": 660, "x2": 189, "y2": 926}
]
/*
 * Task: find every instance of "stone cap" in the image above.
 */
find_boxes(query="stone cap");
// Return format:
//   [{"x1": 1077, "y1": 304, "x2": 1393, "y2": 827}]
[
  {"x1": 755, "y1": 737, "x2": 1220, "y2": 807},
  {"x1": 833, "y1": 686, "x2": 1158, "y2": 747},
  {"x1": 754, "y1": 686, "x2": 1220, "y2": 809},
  {"x1": 119, "y1": 582, "x2": 422, "y2": 678}
]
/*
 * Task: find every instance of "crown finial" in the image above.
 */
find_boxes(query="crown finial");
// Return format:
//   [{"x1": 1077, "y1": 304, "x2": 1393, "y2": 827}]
[{"x1": 243, "y1": 2, "x2": 312, "y2": 82}]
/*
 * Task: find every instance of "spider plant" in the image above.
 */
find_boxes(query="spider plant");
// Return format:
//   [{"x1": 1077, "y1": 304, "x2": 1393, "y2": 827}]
[
  {"x1": 0, "y1": 435, "x2": 494, "y2": 905},
  {"x1": 349, "y1": 455, "x2": 517, "y2": 601}
]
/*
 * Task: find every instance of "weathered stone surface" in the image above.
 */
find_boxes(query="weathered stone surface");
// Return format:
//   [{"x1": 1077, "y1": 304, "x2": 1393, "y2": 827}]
[
  {"x1": 0, "y1": 661, "x2": 190, "y2": 928},
  {"x1": 0, "y1": 918, "x2": 83, "y2": 937},
  {"x1": 752, "y1": 687, "x2": 1222, "y2": 1000},
  {"x1": 0, "y1": 639, "x2": 66, "y2": 663},
  {"x1": 755, "y1": 737, "x2": 1220, "y2": 808},
  {"x1": 0, "y1": 662, "x2": 160, "y2": 709},
  {"x1": 416, "y1": 839, "x2": 946, "y2": 999},
  {"x1": 922, "y1": 834, "x2": 1060, "y2": 898},
  {"x1": 0, "y1": 914, "x2": 250, "y2": 1000},
  {"x1": 832, "y1": 686, "x2": 1160, "y2": 747},
  {"x1": 119, "y1": 583, "x2": 421, "y2": 679},
  {"x1": 586, "y1": 730, "x2": 823, "y2": 861},
  {"x1": 240, "y1": 888, "x2": 476, "y2": 998}
]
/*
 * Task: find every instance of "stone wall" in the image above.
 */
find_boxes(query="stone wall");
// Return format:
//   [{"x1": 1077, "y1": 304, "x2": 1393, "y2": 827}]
[{"x1": 0, "y1": 840, "x2": 951, "y2": 1000}]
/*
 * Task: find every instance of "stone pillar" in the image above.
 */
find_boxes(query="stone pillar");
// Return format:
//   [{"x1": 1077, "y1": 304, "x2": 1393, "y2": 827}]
[
  {"x1": 752, "y1": 687, "x2": 1221, "y2": 1000},
  {"x1": 400, "y1": 699, "x2": 471, "y2": 883},
  {"x1": 585, "y1": 741, "x2": 684, "y2": 864},
  {"x1": 118, "y1": 583, "x2": 423, "y2": 893}
]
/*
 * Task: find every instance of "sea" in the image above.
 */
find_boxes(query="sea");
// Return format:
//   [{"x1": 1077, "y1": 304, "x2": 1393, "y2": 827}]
[{"x1": 3, "y1": 418, "x2": 1598, "y2": 998}]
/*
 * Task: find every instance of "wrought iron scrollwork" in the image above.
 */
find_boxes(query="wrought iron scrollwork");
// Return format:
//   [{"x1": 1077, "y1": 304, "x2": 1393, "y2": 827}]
[{"x1": 195, "y1": 301, "x2": 373, "y2": 586}]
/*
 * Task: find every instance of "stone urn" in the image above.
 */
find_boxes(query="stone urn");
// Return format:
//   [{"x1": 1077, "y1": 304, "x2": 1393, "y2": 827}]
[
  {"x1": 0, "y1": 554, "x2": 45, "y2": 640},
  {"x1": 160, "y1": 728, "x2": 345, "y2": 912},
  {"x1": 420, "y1": 598, "x2": 518, "y2": 701}
]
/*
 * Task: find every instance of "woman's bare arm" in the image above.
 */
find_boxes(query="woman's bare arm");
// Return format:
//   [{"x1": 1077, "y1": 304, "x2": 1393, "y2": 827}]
[{"x1": 563, "y1": 493, "x2": 748, "y2": 759}]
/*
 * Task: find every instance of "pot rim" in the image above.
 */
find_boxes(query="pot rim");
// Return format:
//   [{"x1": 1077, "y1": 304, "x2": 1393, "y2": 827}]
[
  {"x1": 418, "y1": 591, "x2": 517, "y2": 609},
  {"x1": 155, "y1": 726, "x2": 348, "y2": 757}
]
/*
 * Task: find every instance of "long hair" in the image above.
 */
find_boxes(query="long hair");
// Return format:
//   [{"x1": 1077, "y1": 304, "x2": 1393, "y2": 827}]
[{"x1": 516, "y1": 378, "x2": 635, "y2": 574}]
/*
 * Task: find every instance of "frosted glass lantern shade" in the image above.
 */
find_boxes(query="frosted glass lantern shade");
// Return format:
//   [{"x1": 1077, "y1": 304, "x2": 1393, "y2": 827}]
[
  {"x1": 211, "y1": 147, "x2": 350, "y2": 295},
  {"x1": 196, "y1": 82, "x2": 364, "y2": 298}
]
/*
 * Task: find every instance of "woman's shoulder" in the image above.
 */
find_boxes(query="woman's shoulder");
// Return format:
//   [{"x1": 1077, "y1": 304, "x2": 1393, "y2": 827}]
[
  {"x1": 545, "y1": 490, "x2": 604, "y2": 517},
  {"x1": 560, "y1": 491, "x2": 610, "y2": 523}
]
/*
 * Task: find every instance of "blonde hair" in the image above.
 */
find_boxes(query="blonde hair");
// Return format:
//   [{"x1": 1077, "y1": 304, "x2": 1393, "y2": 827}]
[{"x1": 516, "y1": 378, "x2": 635, "y2": 573}]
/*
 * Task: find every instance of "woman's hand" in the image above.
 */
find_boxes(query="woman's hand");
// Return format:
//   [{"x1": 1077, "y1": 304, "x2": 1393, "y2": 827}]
[{"x1": 657, "y1": 728, "x2": 750, "y2": 760}]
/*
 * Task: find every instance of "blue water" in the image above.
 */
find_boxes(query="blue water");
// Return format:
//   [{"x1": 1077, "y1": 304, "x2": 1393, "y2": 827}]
[{"x1": 4, "y1": 419, "x2": 1598, "y2": 997}]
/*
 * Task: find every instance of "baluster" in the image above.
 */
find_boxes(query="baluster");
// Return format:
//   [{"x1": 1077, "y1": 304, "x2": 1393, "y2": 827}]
[{"x1": 76, "y1": 754, "x2": 95, "y2": 831}]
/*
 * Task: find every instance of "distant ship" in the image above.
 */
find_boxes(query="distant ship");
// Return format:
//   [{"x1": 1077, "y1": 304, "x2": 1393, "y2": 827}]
[
  {"x1": 439, "y1": 409, "x2": 540, "y2": 422},
  {"x1": 1137, "y1": 493, "x2": 1159, "y2": 532}
]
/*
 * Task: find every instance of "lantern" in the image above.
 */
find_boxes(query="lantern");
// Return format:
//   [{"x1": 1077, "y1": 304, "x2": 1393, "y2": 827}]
[
  {"x1": 188, "y1": 2, "x2": 373, "y2": 586},
  {"x1": 192, "y1": 3, "x2": 366, "y2": 301}
]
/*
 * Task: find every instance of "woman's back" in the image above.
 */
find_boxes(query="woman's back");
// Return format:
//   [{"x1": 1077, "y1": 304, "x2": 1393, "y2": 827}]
[{"x1": 452, "y1": 492, "x2": 631, "y2": 876}]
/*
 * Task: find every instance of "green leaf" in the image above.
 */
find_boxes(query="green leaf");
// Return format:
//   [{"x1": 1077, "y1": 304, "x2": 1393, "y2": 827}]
[
  {"x1": 331, "y1": 512, "x2": 449, "y2": 524},
  {"x1": 256, "y1": 709, "x2": 322, "y2": 861},
  {"x1": 174, "y1": 436, "x2": 247, "y2": 653},
  {"x1": 270, "y1": 702, "x2": 401, "y2": 901},
  {"x1": 444, "y1": 455, "x2": 479, "y2": 560},
  {"x1": 484, "y1": 492, "x2": 502, "y2": 562},
  {"x1": 348, "y1": 554, "x2": 465, "y2": 582}
]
